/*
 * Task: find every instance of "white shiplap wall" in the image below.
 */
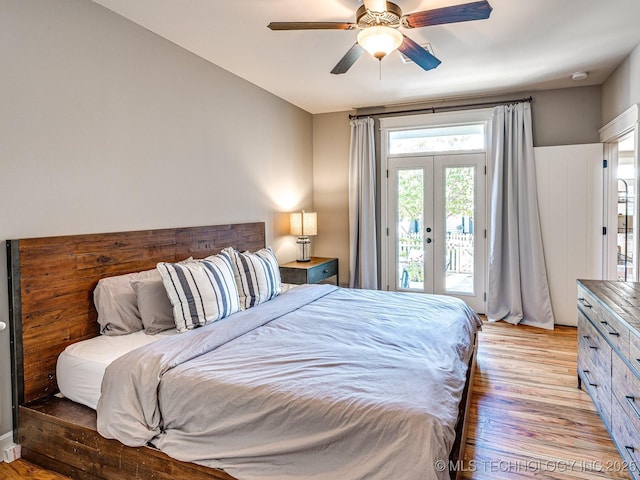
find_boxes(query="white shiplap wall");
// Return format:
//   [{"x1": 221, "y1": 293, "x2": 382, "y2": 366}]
[{"x1": 535, "y1": 144, "x2": 605, "y2": 326}]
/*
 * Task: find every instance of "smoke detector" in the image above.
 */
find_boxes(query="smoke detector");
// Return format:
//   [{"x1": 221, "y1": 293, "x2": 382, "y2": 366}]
[{"x1": 572, "y1": 71, "x2": 588, "y2": 81}]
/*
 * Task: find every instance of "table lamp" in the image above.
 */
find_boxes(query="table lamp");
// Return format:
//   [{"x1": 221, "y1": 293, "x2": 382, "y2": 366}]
[{"x1": 290, "y1": 210, "x2": 317, "y2": 262}]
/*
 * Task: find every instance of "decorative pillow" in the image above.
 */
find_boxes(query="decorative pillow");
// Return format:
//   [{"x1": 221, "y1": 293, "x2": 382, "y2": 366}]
[
  {"x1": 157, "y1": 253, "x2": 239, "y2": 333},
  {"x1": 94, "y1": 269, "x2": 158, "y2": 336},
  {"x1": 132, "y1": 277, "x2": 175, "y2": 334},
  {"x1": 223, "y1": 247, "x2": 282, "y2": 310}
]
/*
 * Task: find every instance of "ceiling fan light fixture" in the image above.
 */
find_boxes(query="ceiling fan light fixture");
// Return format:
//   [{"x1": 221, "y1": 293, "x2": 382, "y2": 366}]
[{"x1": 357, "y1": 26, "x2": 403, "y2": 60}]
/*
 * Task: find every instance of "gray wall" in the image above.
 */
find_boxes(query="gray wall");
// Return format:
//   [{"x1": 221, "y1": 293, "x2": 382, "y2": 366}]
[
  {"x1": 529, "y1": 87, "x2": 602, "y2": 146},
  {"x1": 602, "y1": 43, "x2": 640, "y2": 125},
  {"x1": 312, "y1": 112, "x2": 352, "y2": 286},
  {"x1": 0, "y1": 0, "x2": 313, "y2": 441}
]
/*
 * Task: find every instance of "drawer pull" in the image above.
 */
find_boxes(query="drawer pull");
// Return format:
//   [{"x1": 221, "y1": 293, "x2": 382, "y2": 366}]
[
  {"x1": 578, "y1": 297, "x2": 592, "y2": 309},
  {"x1": 600, "y1": 321, "x2": 620, "y2": 337},
  {"x1": 626, "y1": 395, "x2": 640, "y2": 420},
  {"x1": 323, "y1": 270, "x2": 329, "y2": 274},
  {"x1": 582, "y1": 335, "x2": 598, "y2": 349},
  {"x1": 582, "y1": 370, "x2": 597, "y2": 387}
]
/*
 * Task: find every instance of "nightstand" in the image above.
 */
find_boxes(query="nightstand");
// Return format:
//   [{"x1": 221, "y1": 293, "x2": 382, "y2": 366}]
[{"x1": 279, "y1": 257, "x2": 339, "y2": 285}]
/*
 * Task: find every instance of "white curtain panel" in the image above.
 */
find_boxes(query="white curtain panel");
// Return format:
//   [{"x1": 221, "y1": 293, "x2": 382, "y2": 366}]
[
  {"x1": 487, "y1": 103, "x2": 555, "y2": 329},
  {"x1": 349, "y1": 117, "x2": 378, "y2": 289}
]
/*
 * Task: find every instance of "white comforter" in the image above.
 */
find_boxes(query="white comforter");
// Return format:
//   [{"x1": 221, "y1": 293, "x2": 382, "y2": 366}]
[{"x1": 97, "y1": 284, "x2": 481, "y2": 480}]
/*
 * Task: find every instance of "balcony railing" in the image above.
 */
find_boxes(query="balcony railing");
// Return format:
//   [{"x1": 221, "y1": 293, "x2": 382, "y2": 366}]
[{"x1": 399, "y1": 231, "x2": 474, "y2": 275}]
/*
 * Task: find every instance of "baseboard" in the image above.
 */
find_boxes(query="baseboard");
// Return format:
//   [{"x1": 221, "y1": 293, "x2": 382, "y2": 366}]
[{"x1": 0, "y1": 431, "x2": 13, "y2": 462}]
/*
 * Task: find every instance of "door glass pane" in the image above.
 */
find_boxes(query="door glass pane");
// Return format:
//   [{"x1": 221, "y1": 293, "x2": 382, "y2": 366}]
[
  {"x1": 617, "y1": 135, "x2": 635, "y2": 281},
  {"x1": 397, "y1": 169, "x2": 424, "y2": 290},
  {"x1": 445, "y1": 166, "x2": 475, "y2": 294},
  {"x1": 389, "y1": 124, "x2": 485, "y2": 155}
]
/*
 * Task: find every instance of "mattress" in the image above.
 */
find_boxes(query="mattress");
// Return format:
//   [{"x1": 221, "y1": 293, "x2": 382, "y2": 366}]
[{"x1": 56, "y1": 329, "x2": 177, "y2": 409}]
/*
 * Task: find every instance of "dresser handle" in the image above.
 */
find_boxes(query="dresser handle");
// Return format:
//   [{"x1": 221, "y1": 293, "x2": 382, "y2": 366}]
[
  {"x1": 626, "y1": 396, "x2": 640, "y2": 420},
  {"x1": 323, "y1": 269, "x2": 329, "y2": 274},
  {"x1": 582, "y1": 335, "x2": 598, "y2": 349},
  {"x1": 578, "y1": 297, "x2": 592, "y2": 308},
  {"x1": 600, "y1": 321, "x2": 620, "y2": 337},
  {"x1": 582, "y1": 370, "x2": 597, "y2": 387}
]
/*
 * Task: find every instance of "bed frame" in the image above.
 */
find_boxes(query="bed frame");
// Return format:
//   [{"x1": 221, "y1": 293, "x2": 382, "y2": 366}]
[{"x1": 6, "y1": 222, "x2": 477, "y2": 480}]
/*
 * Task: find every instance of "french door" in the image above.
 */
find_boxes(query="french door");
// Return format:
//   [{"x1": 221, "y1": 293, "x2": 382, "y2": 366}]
[{"x1": 387, "y1": 153, "x2": 486, "y2": 312}]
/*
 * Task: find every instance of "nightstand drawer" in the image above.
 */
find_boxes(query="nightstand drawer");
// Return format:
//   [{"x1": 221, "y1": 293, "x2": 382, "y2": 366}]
[
  {"x1": 279, "y1": 257, "x2": 339, "y2": 285},
  {"x1": 308, "y1": 259, "x2": 338, "y2": 284},
  {"x1": 280, "y1": 268, "x2": 309, "y2": 285}
]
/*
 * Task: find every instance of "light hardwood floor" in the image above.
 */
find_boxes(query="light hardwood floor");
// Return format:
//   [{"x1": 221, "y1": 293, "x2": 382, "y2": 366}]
[{"x1": 0, "y1": 321, "x2": 632, "y2": 480}]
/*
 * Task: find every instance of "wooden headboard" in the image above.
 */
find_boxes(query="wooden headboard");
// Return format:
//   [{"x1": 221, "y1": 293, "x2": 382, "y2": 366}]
[{"x1": 6, "y1": 223, "x2": 265, "y2": 416}]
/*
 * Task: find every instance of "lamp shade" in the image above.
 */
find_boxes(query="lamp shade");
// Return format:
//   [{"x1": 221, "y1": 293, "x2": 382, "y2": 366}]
[
  {"x1": 290, "y1": 211, "x2": 317, "y2": 236},
  {"x1": 357, "y1": 26, "x2": 403, "y2": 60}
]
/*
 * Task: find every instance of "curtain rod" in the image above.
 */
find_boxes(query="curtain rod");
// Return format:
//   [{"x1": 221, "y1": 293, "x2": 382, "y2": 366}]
[{"x1": 349, "y1": 96, "x2": 533, "y2": 120}]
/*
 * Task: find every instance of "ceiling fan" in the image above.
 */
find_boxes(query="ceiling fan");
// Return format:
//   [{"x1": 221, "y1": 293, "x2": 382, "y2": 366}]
[{"x1": 268, "y1": 0, "x2": 492, "y2": 75}]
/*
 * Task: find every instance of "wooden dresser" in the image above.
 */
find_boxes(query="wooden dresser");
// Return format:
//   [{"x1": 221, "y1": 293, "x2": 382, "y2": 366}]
[{"x1": 577, "y1": 280, "x2": 640, "y2": 477}]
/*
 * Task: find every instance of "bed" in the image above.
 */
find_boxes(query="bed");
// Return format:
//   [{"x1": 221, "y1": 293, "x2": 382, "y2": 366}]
[{"x1": 6, "y1": 222, "x2": 480, "y2": 480}]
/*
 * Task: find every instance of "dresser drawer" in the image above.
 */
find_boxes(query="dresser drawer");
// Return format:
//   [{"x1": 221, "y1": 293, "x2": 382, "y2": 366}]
[
  {"x1": 578, "y1": 285, "x2": 630, "y2": 358},
  {"x1": 578, "y1": 285, "x2": 600, "y2": 320},
  {"x1": 599, "y1": 308, "x2": 630, "y2": 359},
  {"x1": 579, "y1": 311, "x2": 610, "y2": 360},
  {"x1": 611, "y1": 396, "x2": 640, "y2": 478},
  {"x1": 582, "y1": 365, "x2": 613, "y2": 429},
  {"x1": 578, "y1": 312, "x2": 613, "y2": 427},
  {"x1": 612, "y1": 353, "x2": 640, "y2": 427},
  {"x1": 630, "y1": 334, "x2": 640, "y2": 376}
]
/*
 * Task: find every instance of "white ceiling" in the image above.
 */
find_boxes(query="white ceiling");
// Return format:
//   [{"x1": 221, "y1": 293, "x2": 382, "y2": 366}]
[{"x1": 92, "y1": 0, "x2": 640, "y2": 114}]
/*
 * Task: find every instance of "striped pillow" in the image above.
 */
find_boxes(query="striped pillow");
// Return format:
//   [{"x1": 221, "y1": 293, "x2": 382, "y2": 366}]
[
  {"x1": 157, "y1": 253, "x2": 239, "y2": 332},
  {"x1": 223, "y1": 247, "x2": 282, "y2": 310}
]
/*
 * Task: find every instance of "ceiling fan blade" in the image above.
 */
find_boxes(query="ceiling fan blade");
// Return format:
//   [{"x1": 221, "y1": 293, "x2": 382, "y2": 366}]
[
  {"x1": 363, "y1": 0, "x2": 388, "y2": 13},
  {"x1": 268, "y1": 22, "x2": 356, "y2": 30},
  {"x1": 403, "y1": 0, "x2": 492, "y2": 28},
  {"x1": 398, "y1": 35, "x2": 441, "y2": 71},
  {"x1": 331, "y1": 43, "x2": 365, "y2": 75}
]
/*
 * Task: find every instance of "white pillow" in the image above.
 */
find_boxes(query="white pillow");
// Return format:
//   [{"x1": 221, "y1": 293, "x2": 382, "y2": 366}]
[
  {"x1": 222, "y1": 247, "x2": 282, "y2": 310},
  {"x1": 157, "y1": 253, "x2": 239, "y2": 332}
]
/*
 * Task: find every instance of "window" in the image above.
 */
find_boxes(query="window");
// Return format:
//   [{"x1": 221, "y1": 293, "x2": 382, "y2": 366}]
[{"x1": 389, "y1": 124, "x2": 485, "y2": 155}]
